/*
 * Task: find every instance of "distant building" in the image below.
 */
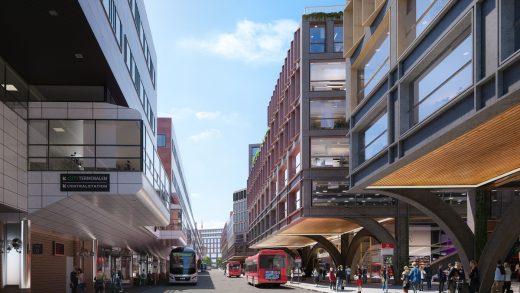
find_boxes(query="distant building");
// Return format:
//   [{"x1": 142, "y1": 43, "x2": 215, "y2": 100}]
[{"x1": 200, "y1": 228, "x2": 223, "y2": 266}]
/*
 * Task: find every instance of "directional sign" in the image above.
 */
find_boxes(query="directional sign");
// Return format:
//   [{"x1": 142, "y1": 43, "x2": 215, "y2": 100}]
[{"x1": 60, "y1": 174, "x2": 110, "y2": 192}]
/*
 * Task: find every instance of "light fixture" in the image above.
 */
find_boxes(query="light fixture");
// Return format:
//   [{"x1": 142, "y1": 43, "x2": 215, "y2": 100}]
[
  {"x1": 1, "y1": 84, "x2": 18, "y2": 92},
  {"x1": 74, "y1": 53, "x2": 84, "y2": 59},
  {"x1": 49, "y1": 10, "x2": 58, "y2": 16},
  {"x1": 53, "y1": 127, "x2": 65, "y2": 132}
]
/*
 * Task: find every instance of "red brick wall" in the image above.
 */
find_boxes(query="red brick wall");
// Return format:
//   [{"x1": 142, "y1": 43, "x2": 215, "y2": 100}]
[{"x1": 31, "y1": 232, "x2": 76, "y2": 293}]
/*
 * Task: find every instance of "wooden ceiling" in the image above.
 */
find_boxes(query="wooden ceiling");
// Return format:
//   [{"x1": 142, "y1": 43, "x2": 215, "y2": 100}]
[{"x1": 372, "y1": 103, "x2": 520, "y2": 187}]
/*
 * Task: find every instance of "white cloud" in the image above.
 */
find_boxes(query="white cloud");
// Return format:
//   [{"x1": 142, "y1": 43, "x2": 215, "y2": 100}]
[
  {"x1": 189, "y1": 129, "x2": 221, "y2": 142},
  {"x1": 179, "y1": 19, "x2": 299, "y2": 63},
  {"x1": 195, "y1": 111, "x2": 221, "y2": 120}
]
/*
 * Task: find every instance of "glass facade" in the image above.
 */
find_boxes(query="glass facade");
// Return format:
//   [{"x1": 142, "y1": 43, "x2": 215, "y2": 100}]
[
  {"x1": 334, "y1": 25, "x2": 344, "y2": 52},
  {"x1": 310, "y1": 62, "x2": 346, "y2": 91},
  {"x1": 358, "y1": 32, "x2": 390, "y2": 101},
  {"x1": 410, "y1": 0, "x2": 449, "y2": 39},
  {"x1": 157, "y1": 134, "x2": 166, "y2": 147},
  {"x1": 362, "y1": 112, "x2": 388, "y2": 161},
  {"x1": 500, "y1": 0, "x2": 520, "y2": 61},
  {"x1": 413, "y1": 32, "x2": 473, "y2": 122},
  {"x1": 310, "y1": 137, "x2": 349, "y2": 168},
  {"x1": 310, "y1": 99, "x2": 347, "y2": 130},
  {"x1": 310, "y1": 24, "x2": 326, "y2": 53}
]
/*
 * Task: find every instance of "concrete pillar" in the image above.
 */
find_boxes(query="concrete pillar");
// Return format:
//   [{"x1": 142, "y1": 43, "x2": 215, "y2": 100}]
[
  {"x1": 340, "y1": 233, "x2": 349, "y2": 263},
  {"x1": 20, "y1": 219, "x2": 30, "y2": 289},
  {"x1": 395, "y1": 200, "x2": 409, "y2": 285},
  {"x1": 475, "y1": 189, "x2": 490, "y2": 259}
]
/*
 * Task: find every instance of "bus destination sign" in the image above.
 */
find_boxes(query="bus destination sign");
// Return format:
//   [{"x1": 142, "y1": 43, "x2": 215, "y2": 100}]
[{"x1": 60, "y1": 174, "x2": 110, "y2": 192}]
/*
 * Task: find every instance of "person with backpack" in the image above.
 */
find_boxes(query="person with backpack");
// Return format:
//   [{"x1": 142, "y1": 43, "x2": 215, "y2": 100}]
[
  {"x1": 409, "y1": 262, "x2": 421, "y2": 293},
  {"x1": 491, "y1": 260, "x2": 505, "y2": 292},
  {"x1": 94, "y1": 271, "x2": 104, "y2": 293}
]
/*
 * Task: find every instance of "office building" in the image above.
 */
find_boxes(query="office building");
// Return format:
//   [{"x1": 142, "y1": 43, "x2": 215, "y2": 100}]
[{"x1": 200, "y1": 228, "x2": 223, "y2": 267}]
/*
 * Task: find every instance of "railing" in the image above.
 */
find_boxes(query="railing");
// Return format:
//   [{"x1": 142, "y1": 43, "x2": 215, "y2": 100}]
[{"x1": 304, "y1": 5, "x2": 344, "y2": 14}]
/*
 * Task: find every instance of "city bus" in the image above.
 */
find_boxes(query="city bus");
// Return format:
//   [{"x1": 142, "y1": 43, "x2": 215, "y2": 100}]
[
  {"x1": 226, "y1": 261, "x2": 242, "y2": 277},
  {"x1": 169, "y1": 247, "x2": 197, "y2": 285},
  {"x1": 245, "y1": 249, "x2": 288, "y2": 286}
]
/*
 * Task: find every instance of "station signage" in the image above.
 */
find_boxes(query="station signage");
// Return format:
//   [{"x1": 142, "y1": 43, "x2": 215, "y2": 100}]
[{"x1": 60, "y1": 174, "x2": 110, "y2": 192}]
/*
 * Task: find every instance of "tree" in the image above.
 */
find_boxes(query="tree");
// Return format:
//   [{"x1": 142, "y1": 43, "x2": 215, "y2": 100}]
[
  {"x1": 202, "y1": 256, "x2": 212, "y2": 267},
  {"x1": 216, "y1": 257, "x2": 223, "y2": 268}
]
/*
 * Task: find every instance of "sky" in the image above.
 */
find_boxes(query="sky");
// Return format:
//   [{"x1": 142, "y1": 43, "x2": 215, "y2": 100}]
[{"x1": 144, "y1": 1, "x2": 343, "y2": 229}]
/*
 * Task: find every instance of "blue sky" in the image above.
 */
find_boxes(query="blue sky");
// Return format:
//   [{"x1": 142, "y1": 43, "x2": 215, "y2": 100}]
[{"x1": 144, "y1": 1, "x2": 343, "y2": 229}]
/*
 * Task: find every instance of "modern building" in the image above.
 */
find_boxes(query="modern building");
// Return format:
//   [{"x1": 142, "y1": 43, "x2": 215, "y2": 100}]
[
  {"x1": 200, "y1": 228, "x2": 223, "y2": 267},
  {"x1": 344, "y1": 0, "x2": 520, "y2": 290},
  {"x1": 0, "y1": 0, "x2": 179, "y2": 290},
  {"x1": 246, "y1": 4, "x2": 470, "y2": 286},
  {"x1": 157, "y1": 117, "x2": 202, "y2": 256}
]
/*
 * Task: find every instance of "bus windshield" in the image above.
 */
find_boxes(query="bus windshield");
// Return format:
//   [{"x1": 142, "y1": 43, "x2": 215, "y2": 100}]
[
  {"x1": 170, "y1": 252, "x2": 196, "y2": 275},
  {"x1": 228, "y1": 263, "x2": 240, "y2": 270},
  {"x1": 259, "y1": 255, "x2": 286, "y2": 269}
]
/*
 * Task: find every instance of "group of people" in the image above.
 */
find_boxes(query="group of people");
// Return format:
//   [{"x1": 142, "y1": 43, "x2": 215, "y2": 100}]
[
  {"x1": 92, "y1": 270, "x2": 124, "y2": 293},
  {"x1": 69, "y1": 268, "x2": 85, "y2": 293},
  {"x1": 491, "y1": 259, "x2": 515, "y2": 293},
  {"x1": 311, "y1": 265, "x2": 363, "y2": 292}
]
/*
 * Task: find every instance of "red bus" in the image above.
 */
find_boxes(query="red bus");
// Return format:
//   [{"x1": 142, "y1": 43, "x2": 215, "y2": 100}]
[
  {"x1": 245, "y1": 250, "x2": 288, "y2": 286},
  {"x1": 226, "y1": 261, "x2": 241, "y2": 277}
]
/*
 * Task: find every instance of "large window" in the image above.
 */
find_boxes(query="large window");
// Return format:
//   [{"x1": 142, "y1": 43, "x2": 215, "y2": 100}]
[
  {"x1": 408, "y1": 0, "x2": 449, "y2": 39},
  {"x1": 357, "y1": 32, "x2": 390, "y2": 101},
  {"x1": 311, "y1": 180, "x2": 349, "y2": 206},
  {"x1": 101, "y1": 0, "x2": 123, "y2": 49},
  {"x1": 29, "y1": 120, "x2": 142, "y2": 171},
  {"x1": 413, "y1": 32, "x2": 472, "y2": 122},
  {"x1": 310, "y1": 99, "x2": 347, "y2": 130},
  {"x1": 311, "y1": 137, "x2": 349, "y2": 168},
  {"x1": 157, "y1": 134, "x2": 166, "y2": 147},
  {"x1": 500, "y1": 0, "x2": 520, "y2": 61},
  {"x1": 334, "y1": 25, "x2": 344, "y2": 53},
  {"x1": 362, "y1": 112, "x2": 388, "y2": 161},
  {"x1": 310, "y1": 62, "x2": 346, "y2": 91},
  {"x1": 310, "y1": 24, "x2": 326, "y2": 53}
]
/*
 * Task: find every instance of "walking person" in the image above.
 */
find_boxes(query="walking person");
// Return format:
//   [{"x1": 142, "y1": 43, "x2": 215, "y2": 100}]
[
  {"x1": 381, "y1": 265, "x2": 389, "y2": 293},
  {"x1": 346, "y1": 266, "x2": 352, "y2": 284},
  {"x1": 425, "y1": 263, "x2": 432, "y2": 290},
  {"x1": 420, "y1": 265, "x2": 426, "y2": 291},
  {"x1": 313, "y1": 267, "x2": 320, "y2": 287},
  {"x1": 139, "y1": 269, "x2": 147, "y2": 287},
  {"x1": 355, "y1": 269, "x2": 363, "y2": 293},
  {"x1": 468, "y1": 260, "x2": 480, "y2": 293},
  {"x1": 77, "y1": 269, "x2": 85, "y2": 293},
  {"x1": 336, "y1": 265, "x2": 345, "y2": 291},
  {"x1": 94, "y1": 270, "x2": 105, "y2": 293},
  {"x1": 409, "y1": 262, "x2": 421, "y2": 293},
  {"x1": 70, "y1": 268, "x2": 78, "y2": 293},
  {"x1": 455, "y1": 262, "x2": 466, "y2": 292},
  {"x1": 329, "y1": 267, "x2": 337, "y2": 290},
  {"x1": 447, "y1": 263, "x2": 458, "y2": 293},
  {"x1": 402, "y1": 266, "x2": 411, "y2": 293},
  {"x1": 504, "y1": 262, "x2": 512, "y2": 293},
  {"x1": 362, "y1": 266, "x2": 368, "y2": 284},
  {"x1": 491, "y1": 260, "x2": 505, "y2": 293},
  {"x1": 438, "y1": 264, "x2": 446, "y2": 293}
]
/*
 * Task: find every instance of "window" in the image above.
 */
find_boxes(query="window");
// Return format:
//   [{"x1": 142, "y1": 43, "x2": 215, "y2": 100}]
[
  {"x1": 100, "y1": 0, "x2": 122, "y2": 49},
  {"x1": 295, "y1": 190, "x2": 301, "y2": 209},
  {"x1": 500, "y1": 0, "x2": 520, "y2": 61},
  {"x1": 409, "y1": 0, "x2": 449, "y2": 39},
  {"x1": 413, "y1": 32, "x2": 472, "y2": 122},
  {"x1": 295, "y1": 152, "x2": 301, "y2": 173},
  {"x1": 334, "y1": 25, "x2": 344, "y2": 52},
  {"x1": 310, "y1": 62, "x2": 346, "y2": 91},
  {"x1": 310, "y1": 24, "x2": 326, "y2": 53},
  {"x1": 311, "y1": 180, "x2": 349, "y2": 206},
  {"x1": 362, "y1": 112, "x2": 388, "y2": 161},
  {"x1": 49, "y1": 120, "x2": 95, "y2": 145},
  {"x1": 311, "y1": 137, "x2": 349, "y2": 168},
  {"x1": 358, "y1": 32, "x2": 390, "y2": 101},
  {"x1": 310, "y1": 99, "x2": 347, "y2": 129},
  {"x1": 157, "y1": 134, "x2": 166, "y2": 147}
]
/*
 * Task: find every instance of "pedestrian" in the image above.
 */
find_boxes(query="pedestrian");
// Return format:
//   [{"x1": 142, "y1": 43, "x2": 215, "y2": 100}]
[
  {"x1": 70, "y1": 268, "x2": 78, "y2": 293},
  {"x1": 336, "y1": 265, "x2": 345, "y2": 291},
  {"x1": 424, "y1": 263, "x2": 432, "y2": 290},
  {"x1": 468, "y1": 260, "x2": 480, "y2": 293},
  {"x1": 94, "y1": 270, "x2": 104, "y2": 293},
  {"x1": 409, "y1": 262, "x2": 421, "y2": 293},
  {"x1": 447, "y1": 263, "x2": 458, "y2": 293},
  {"x1": 346, "y1": 266, "x2": 352, "y2": 284},
  {"x1": 504, "y1": 262, "x2": 512, "y2": 293},
  {"x1": 140, "y1": 269, "x2": 147, "y2": 287},
  {"x1": 355, "y1": 269, "x2": 362, "y2": 293},
  {"x1": 381, "y1": 265, "x2": 388, "y2": 293},
  {"x1": 455, "y1": 262, "x2": 466, "y2": 292},
  {"x1": 402, "y1": 266, "x2": 411, "y2": 293},
  {"x1": 313, "y1": 267, "x2": 320, "y2": 287},
  {"x1": 491, "y1": 260, "x2": 505, "y2": 292},
  {"x1": 438, "y1": 264, "x2": 446, "y2": 293},
  {"x1": 77, "y1": 269, "x2": 85, "y2": 293},
  {"x1": 329, "y1": 267, "x2": 337, "y2": 290},
  {"x1": 362, "y1": 266, "x2": 368, "y2": 284},
  {"x1": 420, "y1": 265, "x2": 426, "y2": 291}
]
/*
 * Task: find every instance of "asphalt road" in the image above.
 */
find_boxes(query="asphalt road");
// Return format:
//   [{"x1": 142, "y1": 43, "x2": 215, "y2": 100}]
[{"x1": 124, "y1": 269, "x2": 307, "y2": 293}]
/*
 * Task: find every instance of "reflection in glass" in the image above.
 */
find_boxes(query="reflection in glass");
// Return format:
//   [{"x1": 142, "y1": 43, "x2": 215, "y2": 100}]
[
  {"x1": 49, "y1": 145, "x2": 95, "y2": 158},
  {"x1": 29, "y1": 120, "x2": 48, "y2": 144},
  {"x1": 412, "y1": 0, "x2": 449, "y2": 38},
  {"x1": 49, "y1": 158, "x2": 95, "y2": 171},
  {"x1": 500, "y1": 1, "x2": 520, "y2": 61},
  {"x1": 310, "y1": 99, "x2": 347, "y2": 129},
  {"x1": 310, "y1": 62, "x2": 346, "y2": 91},
  {"x1": 49, "y1": 120, "x2": 95, "y2": 145},
  {"x1": 414, "y1": 33, "x2": 472, "y2": 122},
  {"x1": 362, "y1": 112, "x2": 388, "y2": 161},
  {"x1": 96, "y1": 120, "x2": 141, "y2": 145},
  {"x1": 311, "y1": 137, "x2": 349, "y2": 168},
  {"x1": 310, "y1": 24, "x2": 326, "y2": 53},
  {"x1": 334, "y1": 25, "x2": 344, "y2": 52},
  {"x1": 358, "y1": 33, "x2": 390, "y2": 101}
]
